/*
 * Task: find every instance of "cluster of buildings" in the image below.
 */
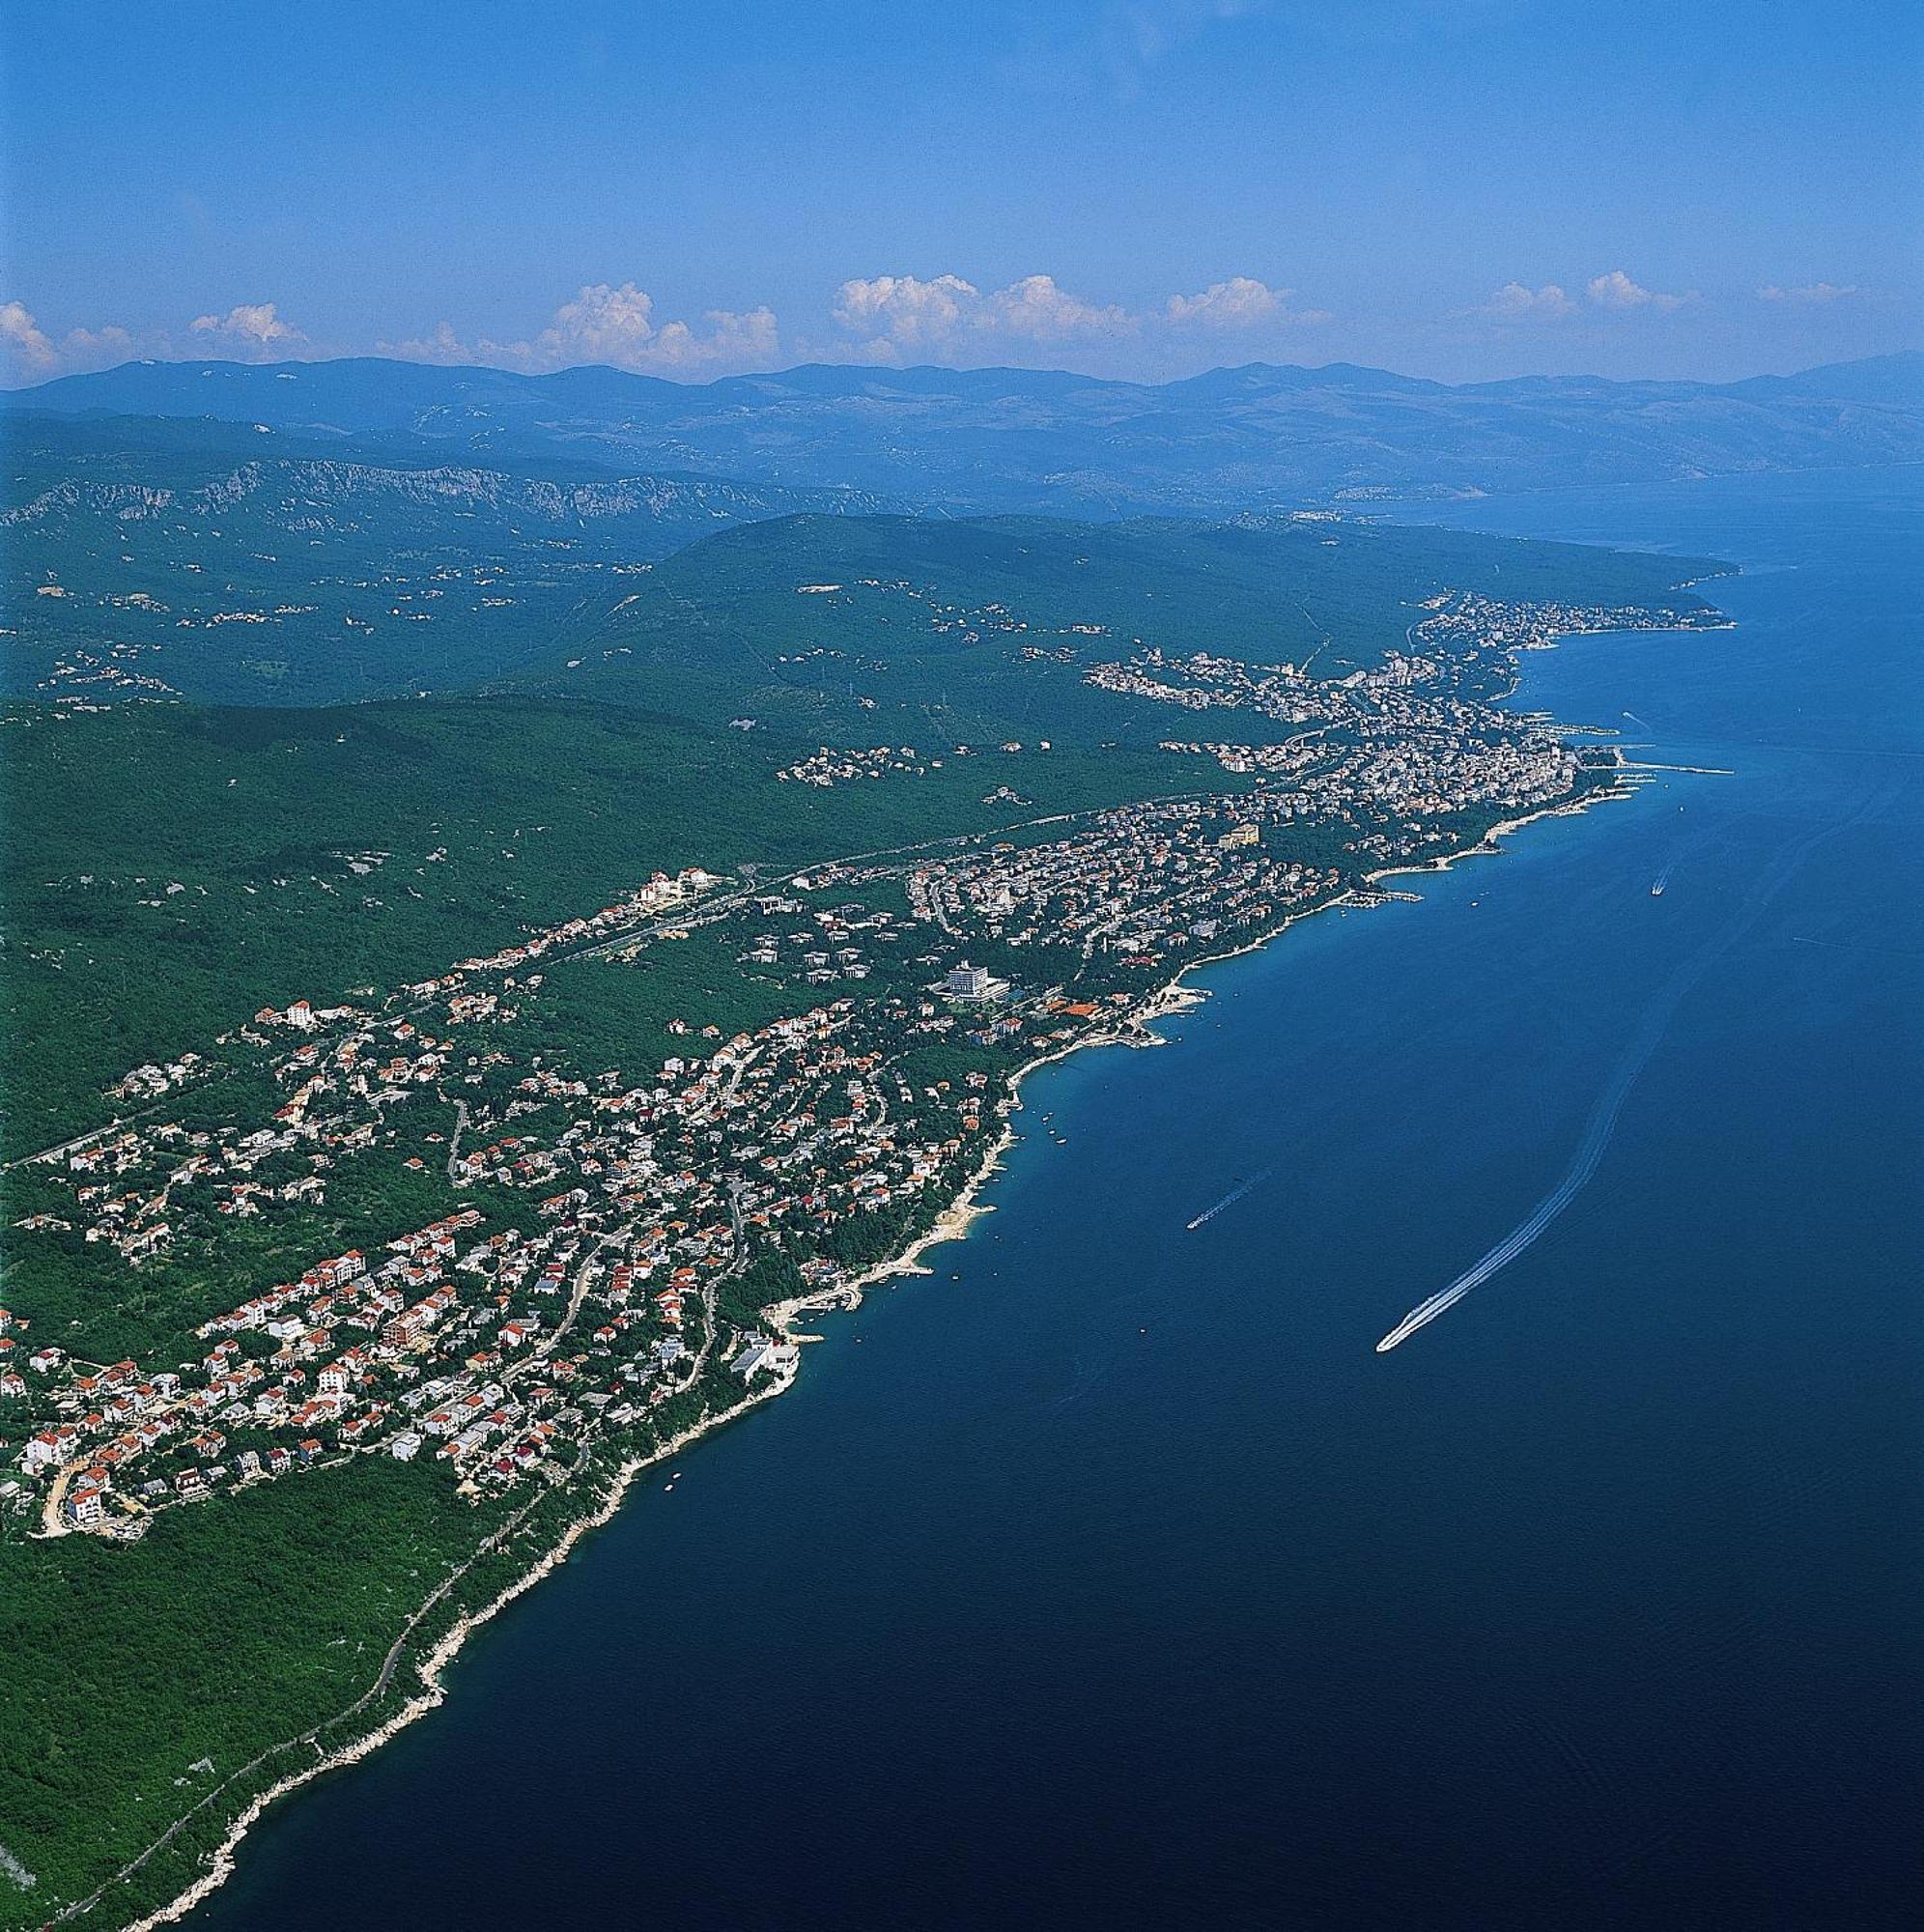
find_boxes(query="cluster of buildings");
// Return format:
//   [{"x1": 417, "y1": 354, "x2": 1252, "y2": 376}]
[
  {"x1": 909, "y1": 798, "x2": 1344, "y2": 976},
  {"x1": 1090, "y1": 589, "x2": 1711, "y2": 758},
  {"x1": 778, "y1": 744, "x2": 933, "y2": 786},
  {"x1": 778, "y1": 744, "x2": 932, "y2": 787},
  {"x1": 7, "y1": 958, "x2": 1016, "y2": 1534},
  {"x1": 776, "y1": 739, "x2": 1050, "y2": 789},
  {"x1": 36, "y1": 999, "x2": 476, "y2": 1271},
  {"x1": 4, "y1": 583, "x2": 1664, "y2": 1540},
  {"x1": 1084, "y1": 593, "x2": 1657, "y2": 853},
  {"x1": 451, "y1": 867, "x2": 721, "y2": 973},
  {"x1": 796, "y1": 576, "x2": 1043, "y2": 651}
]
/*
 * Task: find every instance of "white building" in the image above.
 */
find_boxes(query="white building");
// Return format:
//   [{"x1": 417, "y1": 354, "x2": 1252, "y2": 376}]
[{"x1": 941, "y1": 960, "x2": 1009, "y2": 1002}]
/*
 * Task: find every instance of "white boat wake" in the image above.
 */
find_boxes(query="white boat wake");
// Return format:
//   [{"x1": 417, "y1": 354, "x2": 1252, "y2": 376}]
[
  {"x1": 1186, "y1": 1164, "x2": 1276, "y2": 1232},
  {"x1": 1375, "y1": 1000, "x2": 1669, "y2": 1350},
  {"x1": 1375, "y1": 785, "x2": 1890, "y2": 1353}
]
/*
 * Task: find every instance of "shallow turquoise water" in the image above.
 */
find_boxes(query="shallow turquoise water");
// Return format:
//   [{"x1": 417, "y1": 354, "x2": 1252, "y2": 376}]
[{"x1": 192, "y1": 469, "x2": 1922, "y2": 1930}]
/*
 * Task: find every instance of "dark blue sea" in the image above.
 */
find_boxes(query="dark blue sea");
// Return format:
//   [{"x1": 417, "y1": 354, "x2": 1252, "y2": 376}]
[{"x1": 193, "y1": 469, "x2": 1923, "y2": 1931}]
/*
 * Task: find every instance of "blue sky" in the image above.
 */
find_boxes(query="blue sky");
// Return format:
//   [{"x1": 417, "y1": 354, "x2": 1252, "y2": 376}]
[{"x1": 4, "y1": 0, "x2": 1918, "y2": 385}]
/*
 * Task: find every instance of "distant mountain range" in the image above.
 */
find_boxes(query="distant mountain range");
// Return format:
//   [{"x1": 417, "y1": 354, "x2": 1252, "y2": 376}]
[{"x1": 11, "y1": 351, "x2": 1920, "y2": 515}]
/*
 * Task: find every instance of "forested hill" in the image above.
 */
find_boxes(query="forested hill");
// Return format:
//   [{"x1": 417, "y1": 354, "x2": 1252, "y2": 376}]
[
  {"x1": 11, "y1": 351, "x2": 1922, "y2": 513},
  {"x1": 1, "y1": 492, "x2": 1728, "y2": 1142},
  {"x1": 6, "y1": 446, "x2": 1727, "y2": 717},
  {"x1": 514, "y1": 508, "x2": 1732, "y2": 742},
  {"x1": 2, "y1": 412, "x2": 888, "y2": 705}
]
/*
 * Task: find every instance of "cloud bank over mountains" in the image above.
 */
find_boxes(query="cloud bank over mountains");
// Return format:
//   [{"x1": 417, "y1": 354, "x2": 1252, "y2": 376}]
[
  {"x1": 4, "y1": 299, "x2": 305, "y2": 378},
  {"x1": 190, "y1": 301, "x2": 306, "y2": 350},
  {"x1": 378, "y1": 283, "x2": 780, "y2": 376},
  {"x1": 0, "y1": 267, "x2": 1886, "y2": 384},
  {"x1": 1473, "y1": 271, "x2": 1703, "y2": 324}
]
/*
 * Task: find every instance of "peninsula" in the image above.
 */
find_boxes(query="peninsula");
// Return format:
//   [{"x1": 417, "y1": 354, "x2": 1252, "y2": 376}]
[{"x1": 0, "y1": 486, "x2": 1730, "y2": 1930}]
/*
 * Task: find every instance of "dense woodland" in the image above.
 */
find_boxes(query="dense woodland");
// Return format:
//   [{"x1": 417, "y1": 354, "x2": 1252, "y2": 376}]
[{"x1": 0, "y1": 696, "x2": 1226, "y2": 1155}]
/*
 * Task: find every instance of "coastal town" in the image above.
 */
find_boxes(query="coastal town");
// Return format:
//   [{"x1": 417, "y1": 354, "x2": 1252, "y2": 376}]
[
  {"x1": 5, "y1": 19, "x2": 1903, "y2": 1930},
  {"x1": 0, "y1": 588, "x2": 1718, "y2": 1542}
]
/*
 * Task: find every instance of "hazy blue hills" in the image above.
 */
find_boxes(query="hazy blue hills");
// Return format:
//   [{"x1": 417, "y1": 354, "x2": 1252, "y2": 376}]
[
  {"x1": 11, "y1": 352, "x2": 1921, "y2": 514},
  {"x1": 1724, "y1": 352, "x2": 1924, "y2": 405}
]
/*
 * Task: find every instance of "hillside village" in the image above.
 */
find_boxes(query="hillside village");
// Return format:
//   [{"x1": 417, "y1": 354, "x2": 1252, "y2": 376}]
[{"x1": 1, "y1": 590, "x2": 1701, "y2": 1540}]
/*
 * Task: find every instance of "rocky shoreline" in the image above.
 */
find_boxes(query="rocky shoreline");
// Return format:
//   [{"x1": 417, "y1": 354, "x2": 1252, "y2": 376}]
[
  {"x1": 109, "y1": 1375, "x2": 798, "y2": 1932},
  {"x1": 96, "y1": 763, "x2": 1640, "y2": 1932}
]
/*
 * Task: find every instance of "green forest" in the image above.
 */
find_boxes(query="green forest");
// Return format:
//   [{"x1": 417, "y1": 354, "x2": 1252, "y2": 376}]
[{"x1": 0, "y1": 696, "x2": 1228, "y2": 1156}]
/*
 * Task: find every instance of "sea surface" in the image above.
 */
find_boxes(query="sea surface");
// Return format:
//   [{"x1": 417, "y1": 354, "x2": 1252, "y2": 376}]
[{"x1": 192, "y1": 469, "x2": 1922, "y2": 1931}]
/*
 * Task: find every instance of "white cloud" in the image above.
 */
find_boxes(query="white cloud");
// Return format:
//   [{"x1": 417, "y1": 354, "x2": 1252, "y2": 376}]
[
  {"x1": 60, "y1": 324, "x2": 138, "y2": 367},
  {"x1": 832, "y1": 269, "x2": 1341, "y2": 363},
  {"x1": 1166, "y1": 276, "x2": 1296, "y2": 329},
  {"x1": 643, "y1": 306, "x2": 780, "y2": 371},
  {"x1": 533, "y1": 280, "x2": 662, "y2": 363},
  {"x1": 1585, "y1": 270, "x2": 1690, "y2": 314},
  {"x1": 1, "y1": 300, "x2": 145, "y2": 382},
  {"x1": 189, "y1": 301, "x2": 307, "y2": 356},
  {"x1": 1477, "y1": 281, "x2": 1577, "y2": 323},
  {"x1": 1757, "y1": 281, "x2": 1858, "y2": 304},
  {"x1": 0, "y1": 299, "x2": 56, "y2": 371},
  {"x1": 1473, "y1": 272, "x2": 1696, "y2": 326},
  {"x1": 832, "y1": 273, "x2": 980, "y2": 352},
  {"x1": 834, "y1": 271, "x2": 1146, "y2": 359},
  {"x1": 378, "y1": 321, "x2": 472, "y2": 365},
  {"x1": 533, "y1": 281, "x2": 778, "y2": 372},
  {"x1": 386, "y1": 283, "x2": 778, "y2": 376},
  {"x1": 987, "y1": 273, "x2": 1135, "y2": 341}
]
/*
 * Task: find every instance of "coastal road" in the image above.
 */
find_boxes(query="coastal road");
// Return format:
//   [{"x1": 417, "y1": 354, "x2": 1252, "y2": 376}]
[
  {"x1": 443, "y1": 1098, "x2": 471, "y2": 1183},
  {"x1": 503, "y1": 1222, "x2": 636, "y2": 1392}
]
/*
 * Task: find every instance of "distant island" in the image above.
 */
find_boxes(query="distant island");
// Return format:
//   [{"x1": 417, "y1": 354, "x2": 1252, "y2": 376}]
[{"x1": 0, "y1": 462, "x2": 1733, "y2": 1928}]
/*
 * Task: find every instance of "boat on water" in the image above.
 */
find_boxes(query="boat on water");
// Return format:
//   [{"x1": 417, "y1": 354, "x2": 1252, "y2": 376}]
[
  {"x1": 1185, "y1": 1175, "x2": 1247, "y2": 1231},
  {"x1": 1651, "y1": 881, "x2": 1666, "y2": 897}
]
